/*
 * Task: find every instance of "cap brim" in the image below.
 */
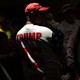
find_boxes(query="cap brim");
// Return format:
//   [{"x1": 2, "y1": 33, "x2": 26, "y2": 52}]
[
  {"x1": 25, "y1": 9, "x2": 29, "y2": 13},
  {"x1": 39, "y1": 7, "x2": 49, "y2": 11}
]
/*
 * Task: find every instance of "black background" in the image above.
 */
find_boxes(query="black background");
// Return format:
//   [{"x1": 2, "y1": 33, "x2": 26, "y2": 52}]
[
  {"x1": 0, "y1": 0, "x2": 79, "y2": 16},
  {"x1": 0, "y1": 0, "x2": 79, "y2": 28}
]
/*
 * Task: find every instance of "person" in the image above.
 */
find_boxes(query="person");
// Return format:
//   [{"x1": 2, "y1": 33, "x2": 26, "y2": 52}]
[
  {"x1": 0, "y1": 17, "x2": 15, "y2": 60},
  {"x1": 56, "y1": 4, "x2": 80, "y2": 80},
  {"x1": 0, "y1": 17, "x2": 23, "y2": 80},
  {"x1": 16, "y1": 2, "x2": 63, "y2": 80},
  {"x1": 75, "y1": 3, "x2": 80, "y2": 20}
]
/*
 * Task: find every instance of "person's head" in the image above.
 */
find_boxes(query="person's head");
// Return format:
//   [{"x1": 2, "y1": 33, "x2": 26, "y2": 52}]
[
  {"x1": 62, "y1": 4, "x2": 75, "y2": 24},
  {"x1": 0, "y1": 17, "x2": 9, "y2": 31},
  {"x1": 24, "y1": 2, "x2": 55, "y2": 29}
]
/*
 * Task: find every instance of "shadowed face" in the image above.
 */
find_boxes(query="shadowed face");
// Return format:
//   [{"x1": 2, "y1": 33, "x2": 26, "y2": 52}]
[{"x1": 63, "y1": 9, "x2": 75, "y2": 24}]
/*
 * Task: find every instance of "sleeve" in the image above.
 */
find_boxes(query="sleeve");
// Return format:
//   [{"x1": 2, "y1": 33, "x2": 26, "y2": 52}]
[
  {"x1": 66, "y1": 27, "x2": 80, "y2": 76},
  {"x1": 66, "y1": 33, "x2": 75, "y2": 67}
]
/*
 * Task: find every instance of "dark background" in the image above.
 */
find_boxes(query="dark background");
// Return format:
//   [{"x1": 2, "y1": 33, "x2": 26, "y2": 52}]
[
  {"x1": 0, "y1": 0, "x2": 79, "y2": 15},
  {"x1": 0, "y1": 0, "x2": 80, "y2": 27}
]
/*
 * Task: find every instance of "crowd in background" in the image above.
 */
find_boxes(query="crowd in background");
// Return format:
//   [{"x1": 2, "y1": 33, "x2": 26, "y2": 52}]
[{"x1": 0, "y1": 2, "x2": 80, "y2": 80}]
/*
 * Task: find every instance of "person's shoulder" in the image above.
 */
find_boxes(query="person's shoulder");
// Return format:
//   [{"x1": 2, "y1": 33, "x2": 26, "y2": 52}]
[
  {"x1": 75, "y1": 19, "x2": 80, "y2": 22},
  {"x1": 75, "y1": 19, "x2": 80, "y2": 24},
  {"x1": 34, "y1": 25, "x2": 54, "y2": 35},
  {"x1": 20, "y1": 24, "x2": 34, "y2": 29},
  {"x1": 35, "y1": 25, "x2": 52, "y2": 30},
  {"x1": 17, "y1": 25, "x2": 26, "y2": 34},
  {"x1": 41, "y1": 25, "x2": 53, "y2": 32},
  {"x1": 74, "y1": 19, "x2": 80, "y2": 27}
]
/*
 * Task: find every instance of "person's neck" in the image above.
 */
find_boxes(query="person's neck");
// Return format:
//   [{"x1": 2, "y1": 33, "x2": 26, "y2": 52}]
[{"x1": 26, "y1": 21, "x2": 32, "y2": 24}]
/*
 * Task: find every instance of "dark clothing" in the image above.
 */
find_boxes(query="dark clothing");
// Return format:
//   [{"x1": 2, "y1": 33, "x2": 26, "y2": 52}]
[
  {"x1": 74, "y1": 27, "x2": 80, "y2": 74},
  {"x1": 17, "y1": 40, "x2": 61, "y2": 80},
  {"x1": 0, "y1": 32, "x2": 24, "y2": 80}
]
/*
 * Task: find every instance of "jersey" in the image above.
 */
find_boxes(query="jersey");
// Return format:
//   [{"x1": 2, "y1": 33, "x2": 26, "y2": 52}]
[
  {"x1": 16, "y1": 23, "x2": 54, "y2": 69},
  {"x1": 16, "y1": 24, "x2": 53, "y2": 42},
  {"x1": 56, "y1": 20, "x2": 80, "y2": 67},
  {"x1": 16, "y1": 23, "x2": 61, "y2": 80}
]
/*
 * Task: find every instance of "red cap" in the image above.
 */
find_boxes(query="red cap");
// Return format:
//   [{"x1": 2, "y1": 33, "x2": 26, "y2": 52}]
[{"x1": 25, "y1": 3, "x2": 49, "y2": 13}]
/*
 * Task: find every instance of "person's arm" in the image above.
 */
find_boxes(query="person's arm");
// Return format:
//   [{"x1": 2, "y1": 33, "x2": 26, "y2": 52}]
[{"x1": 66, "y1": 31, "x2": 80, "y2": 80}]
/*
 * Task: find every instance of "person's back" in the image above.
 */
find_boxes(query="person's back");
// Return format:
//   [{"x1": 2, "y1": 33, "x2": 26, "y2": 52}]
[
  {"x1": 16, "y1": 23, "x2": 61, "y2": 80},
  {"x1": 56, "y1": 4, "x2": 80, "y2": 80}
]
